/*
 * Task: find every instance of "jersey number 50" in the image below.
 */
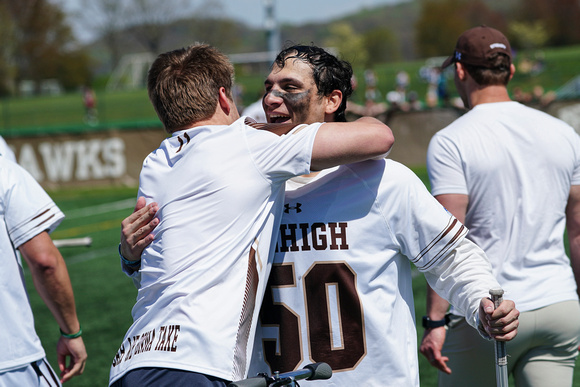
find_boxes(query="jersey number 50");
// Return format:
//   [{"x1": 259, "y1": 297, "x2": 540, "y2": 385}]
[{"x1": 259, "y1": 261, "x2": 366, "y2": 373}]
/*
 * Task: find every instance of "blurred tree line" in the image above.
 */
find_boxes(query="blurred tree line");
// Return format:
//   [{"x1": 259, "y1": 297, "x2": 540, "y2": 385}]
[
  {"x1": 0, "y1": 0, "x2": 91, "y2": 96},
  {"x1": 1, "y1": 0, "x2": 579, "y2": 97},
  {"x1": 414, "y1": 0, "x2": 580, "y2": 58}
]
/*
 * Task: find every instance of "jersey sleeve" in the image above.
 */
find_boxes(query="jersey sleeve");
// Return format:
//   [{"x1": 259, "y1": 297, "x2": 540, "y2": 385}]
[
  {"x1": 246, "y1": 122, "x2": 321, "y2": 184},
  {"x1": 382, "y1": 162, "x2": 498, "y2": 330},
  {"x1": 427, "y1": 132, "x2": 468, "y2": 196},
  {"x1": 383, "y1": 162, "x2": 468, "y2": 271},
  {"x1": 423, "y1": 238, "x2": 499, "y2": 330},
  {"x1": 1, "y1": 159, "x2": 64, "y2": 248}
]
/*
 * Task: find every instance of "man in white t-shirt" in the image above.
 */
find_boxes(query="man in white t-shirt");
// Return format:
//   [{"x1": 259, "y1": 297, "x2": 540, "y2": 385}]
[
  {"x1": 119, "y1": 44, "x2": 519, "y2": 386},
  {"x1": 0, "y1": 156, "x2": 87, "y2": 386},
  {"x1": 0, "y1": 135, "x2": 16, "y2": 162},
  {"x1": 420, "y1": 26, "x2": 580, "y2": 387},
  {"x1": 109, "y1": 44, "x2": 394, "y2": 386}
]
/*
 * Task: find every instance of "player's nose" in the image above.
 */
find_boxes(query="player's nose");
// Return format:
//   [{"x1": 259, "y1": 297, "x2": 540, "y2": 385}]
[{"x1": 263, "y1": 88, "x2": 283, "y2": 108}]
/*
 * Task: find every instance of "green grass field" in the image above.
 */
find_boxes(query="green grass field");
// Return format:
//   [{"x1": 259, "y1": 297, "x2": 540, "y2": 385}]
[{"x1": 23, "y1": 169, "x2": 580, "y2": 386}]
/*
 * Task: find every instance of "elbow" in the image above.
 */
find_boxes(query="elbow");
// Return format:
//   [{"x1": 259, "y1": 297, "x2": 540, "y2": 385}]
[
  {"x1": 28, "y1": 252, "x2": 61, "y2": 275},
  {"x1": 373, "y1": 128, "x2": 395, "y2": 159}
]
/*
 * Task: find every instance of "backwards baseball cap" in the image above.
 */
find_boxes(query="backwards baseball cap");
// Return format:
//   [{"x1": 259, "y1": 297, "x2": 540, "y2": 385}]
[{"x1": 441, "y1": 25, "x2": 511, "y2": 69}]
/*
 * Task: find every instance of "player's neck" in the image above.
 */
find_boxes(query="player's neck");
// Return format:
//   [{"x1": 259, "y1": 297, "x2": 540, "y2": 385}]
[{"x1": 469, "y1": 85, "x2": 511, "y2": 108}]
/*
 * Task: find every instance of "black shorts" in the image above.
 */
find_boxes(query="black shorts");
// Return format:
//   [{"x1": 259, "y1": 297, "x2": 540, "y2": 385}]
[{"x1": 111, "y1": 367, "x2": 229, "y2": 387}]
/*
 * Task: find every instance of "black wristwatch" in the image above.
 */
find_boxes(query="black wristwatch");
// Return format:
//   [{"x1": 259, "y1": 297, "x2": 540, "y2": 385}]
[{"x1": 422, "y1": 314, "x2": 450, "y2": 329}]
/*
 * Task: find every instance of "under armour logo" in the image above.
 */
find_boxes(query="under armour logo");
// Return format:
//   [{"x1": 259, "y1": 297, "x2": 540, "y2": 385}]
[
  {"x1": 284, "y1": 203, "x2": 302, "y2": 213},
  {"x1": 454, "y1": 51, "x2": 461, "y2": 61}
]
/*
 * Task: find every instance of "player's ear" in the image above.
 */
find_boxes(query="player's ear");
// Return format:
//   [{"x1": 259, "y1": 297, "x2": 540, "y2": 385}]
[
  {"x1": 455, "y1": 63, "x2": 467, "y2": 81},
  {"x1": 325, "y1": 90, "x2": 343, "y2": 115},
  {"x1": 508, "y1": 63, "x2": 516, "y2": 81},
  {"x1": 218, "y1": 87, "x2": 231, "y2": 115}
]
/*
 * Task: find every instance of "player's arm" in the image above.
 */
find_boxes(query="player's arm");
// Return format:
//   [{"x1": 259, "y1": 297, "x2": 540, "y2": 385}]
[
  {"x1": 19, "y1": 231, "x2": 87, "y2": 383},
  {"x1": 439, "y1": 192, "x2": 519, "y2": 341},
  {"x1": 420, "y1": 193, "x2": 465, "y2": 373},
  {"x1": 421, "y1": 193, "x2": 518, "y2": 372},
  {"x1": 565, "y1": 185, "x2": 580, "y2": 300},
  {"x1": 421, "y1": 239, "x2": 519, "y2": 373},
  {"x1": 423, "y1": 193, "x2": 469, "y2": 324},
  {"x1": 310, "y1": 116, "x2": 394, "y2": 171}
]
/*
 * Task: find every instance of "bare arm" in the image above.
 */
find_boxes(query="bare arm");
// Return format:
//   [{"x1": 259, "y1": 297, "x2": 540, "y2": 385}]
[
  {"x1": 437, "y1": 194, "x2": 519, "y2": 340},
  {"x1": 420, "y1": 193, "x2": 465, "y2": 373},
  {"x1": 20, "y1": 231, "x2": 87, "y2": 383},
  {"x1": 310, "y1": 116, "x2": 394, "y2": 171},
  {"x1": 420, "y1": 285, "x2": 452, "y2": 373},
  {"x1": 565, "y1": 185, "x2": 580, "y2": 300}
]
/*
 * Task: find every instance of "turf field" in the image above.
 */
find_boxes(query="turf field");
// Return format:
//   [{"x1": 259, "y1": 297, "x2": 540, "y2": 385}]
[{"x1": 24, "y1": 169, "x2": 580, "y2": 386}]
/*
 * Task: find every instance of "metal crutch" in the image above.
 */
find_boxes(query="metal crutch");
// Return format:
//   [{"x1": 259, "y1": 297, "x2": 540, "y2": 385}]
[{"x1": 489, "y1": 288, "x2": 509, "y2": 387}]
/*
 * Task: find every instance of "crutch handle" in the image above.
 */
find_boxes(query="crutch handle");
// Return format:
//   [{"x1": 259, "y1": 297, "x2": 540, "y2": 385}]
[{"x1": 489, "y1": 288, "x2": 509, "y2": 387}]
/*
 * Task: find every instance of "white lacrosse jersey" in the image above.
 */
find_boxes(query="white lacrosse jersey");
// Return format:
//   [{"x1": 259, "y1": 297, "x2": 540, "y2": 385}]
[
  {"x1": 428, "y1": 101, "x2": 580, "y2": 313},
  {"x1": 248, "y1": 159, "x2": 498, "y2": 386},
  {"x1": 109, "y1": 117, "x2": 321, "y2": 383},
  {"x1": 0, "y1": 157, "x2": 64, "y2": 372}
]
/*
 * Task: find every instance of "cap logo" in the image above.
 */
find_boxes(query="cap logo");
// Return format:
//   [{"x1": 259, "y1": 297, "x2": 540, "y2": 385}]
[
  {"x1": 490, "y1": 43, "x2": 507, "y2": 49},
  {"x1": 454, "y1": 51, "x2": 462, "y2": 61}
]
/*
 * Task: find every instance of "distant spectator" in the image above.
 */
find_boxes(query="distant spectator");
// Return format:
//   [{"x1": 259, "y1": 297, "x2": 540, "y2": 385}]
[
  {"x1": 364, "y1": 69, "x2": 381, "y2": 105},
  {"x1": 511, "y1": 86, "x2": 532, "y2": 104},
  {"x1": 82, "y1": 86, "x2": 98, "y2": 124},
  {"x1": 531, "y1": 85, "x2": 556, "y2": 107},
  {"x1": 386, "y1": 90, "x2": 404, "y2": 111},
  {"x1": 406, "y1": 91, "x2": 423, "y2": 111},
  {"x1": 419, "y1": 66, "x2": 442, "y2": 108},
  {"x1": 395, "y1": 70, "x2": 410, "y2": 100}
]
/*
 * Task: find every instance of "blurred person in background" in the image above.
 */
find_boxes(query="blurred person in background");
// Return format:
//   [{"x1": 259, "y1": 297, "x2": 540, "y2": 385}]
[{"x1": 421, "y1": 25, "x2": 580, "y2": 387}]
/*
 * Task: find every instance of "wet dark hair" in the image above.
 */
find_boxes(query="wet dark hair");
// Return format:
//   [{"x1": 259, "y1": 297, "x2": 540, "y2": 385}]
[{"x1": 273, "y1": 45, "x2": 353, "y2": 122}]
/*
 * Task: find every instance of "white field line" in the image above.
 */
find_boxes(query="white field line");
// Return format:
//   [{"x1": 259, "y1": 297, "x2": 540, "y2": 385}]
[
  {"x1": 66, "y1": 247, "x2": 116, "y2": 265},
  {"x1": 64, "y1": 198, "x2": 136, "y2": 219},
  {"x1": 50, "y1": 199, "x2": 136, "y2": 265}
]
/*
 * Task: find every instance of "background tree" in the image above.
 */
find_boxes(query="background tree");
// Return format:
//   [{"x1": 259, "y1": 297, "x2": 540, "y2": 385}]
[
  {"x1": 1, "y1": 0, "x2": 90, "y2": 95},
  {"x1": 363, "y1": 27, "x2": 401, "y2": 66},
  {"x1": 75, "y1": 0, "x2": 130, "y2": 71},
  {"x1": 0, "y1": 1, "x2": 17, "y2": 96},
  {"x1": 124, "y1": 0, "x2": 192, "y2": 55},
  {"x1": 515, "y1": 0, "x2": 580, "y2": 46},
  {"x1": 324, "y1": 22, "x2": 369, "y2": 69},
  {"x1": 508, "y1": 21, "x2": 550, "y2": 50},
  {"x1": 415, "y1": 0, "x2": 508, "y2": 58}
]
